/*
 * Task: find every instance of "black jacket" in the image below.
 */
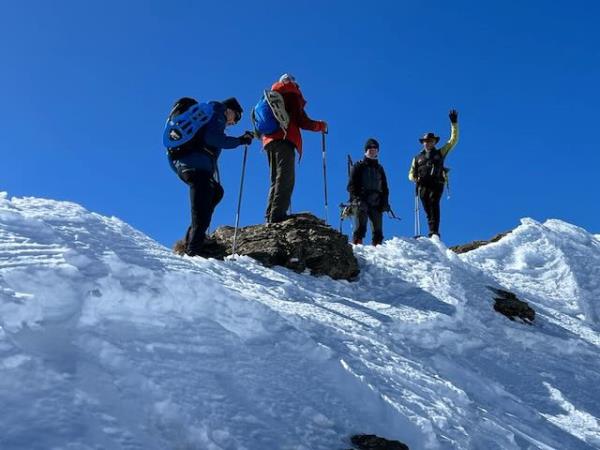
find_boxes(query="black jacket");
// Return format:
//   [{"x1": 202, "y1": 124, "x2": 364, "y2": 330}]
[
  {"x1": 347, "y1": 158, "x2": 389, "y2": 208},
  {"x1": 412, "y1": 149, "x2": 446, "y2": 186}
]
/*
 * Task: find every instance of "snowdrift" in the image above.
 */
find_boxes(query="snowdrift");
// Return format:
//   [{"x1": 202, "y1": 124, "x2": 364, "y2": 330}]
[{"x1": 1, "y1": 192, "x2": 599, "y2": 450}]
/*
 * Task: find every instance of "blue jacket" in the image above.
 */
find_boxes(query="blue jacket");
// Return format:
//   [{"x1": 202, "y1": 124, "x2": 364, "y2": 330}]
[{"x1": 169, "y1": 102, "x2": 242, "y2": 178}]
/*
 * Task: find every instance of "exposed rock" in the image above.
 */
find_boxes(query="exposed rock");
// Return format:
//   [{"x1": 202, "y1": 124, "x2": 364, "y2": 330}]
[
  {"x1": 349, "y1": 434, "x2": 409, "y2": 450},
  {"x1": 175, "y1": 213, "x2": 360, "y2": 281},
  {"x1": 487, "y1": 286, "x2": 535, "y2": 324},
  {"x1": 450, "y1": 231, "x2": 510, "y2": 254}
]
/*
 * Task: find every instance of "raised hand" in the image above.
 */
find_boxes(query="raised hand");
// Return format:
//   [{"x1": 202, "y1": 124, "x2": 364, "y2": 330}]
[{"x1": 449, "y1": 109, "x2": 458, "y2": 124}]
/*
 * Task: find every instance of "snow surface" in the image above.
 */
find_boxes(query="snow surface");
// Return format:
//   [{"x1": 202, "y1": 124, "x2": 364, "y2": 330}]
[{"x1": 1, "y1": 192, "x2": 599, "y2": 450}]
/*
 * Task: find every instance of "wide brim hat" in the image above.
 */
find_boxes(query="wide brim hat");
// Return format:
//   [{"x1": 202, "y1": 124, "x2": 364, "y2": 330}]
[{"x1": 419, "y1": 132, "x2": 440, "y2": 144}]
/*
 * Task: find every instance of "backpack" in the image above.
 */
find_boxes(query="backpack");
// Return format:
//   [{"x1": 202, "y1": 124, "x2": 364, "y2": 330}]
[
  {"x1": 414, "y1": 149, "x2": 447, "y2": 185},
  {"x1": 251, "y1": 90, "x2": 289, "y2": 137},
  {"x1": 163, "y1": 98, "x2": 214, "y2": 150}
]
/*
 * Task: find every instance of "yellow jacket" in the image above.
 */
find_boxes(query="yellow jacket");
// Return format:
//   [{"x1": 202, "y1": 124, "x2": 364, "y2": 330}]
[{"x1": 408, "y1": 122, "x2": 459, "y2": 182}]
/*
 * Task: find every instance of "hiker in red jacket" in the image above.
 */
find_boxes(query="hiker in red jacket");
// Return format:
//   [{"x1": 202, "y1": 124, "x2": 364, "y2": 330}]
[{"x1": 262, "y1": 74, "x2": 327, "y2": 223}]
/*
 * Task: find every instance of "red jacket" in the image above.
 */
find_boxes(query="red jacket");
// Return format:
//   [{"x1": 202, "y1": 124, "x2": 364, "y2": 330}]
[{"x1": 262, "y1": 81, "x2": 324, "y2": 156}]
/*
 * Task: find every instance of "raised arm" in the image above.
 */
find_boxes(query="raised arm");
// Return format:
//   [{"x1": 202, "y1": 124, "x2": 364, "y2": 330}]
[{"x1": 439, "y1": 109, "x2": 459, "y2": 158}]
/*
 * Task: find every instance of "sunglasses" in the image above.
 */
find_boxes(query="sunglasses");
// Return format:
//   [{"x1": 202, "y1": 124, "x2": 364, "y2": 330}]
[{"x1": 367, "y1": 146, "x2": 379, "y2": 150}]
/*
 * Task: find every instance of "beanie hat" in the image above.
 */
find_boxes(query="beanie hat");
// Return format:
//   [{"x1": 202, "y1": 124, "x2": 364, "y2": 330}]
[
  {"x1": 222, "y1": 97, "x2": 243, "y2": 114},
  {"x1": 364, "y1": 138, "x2": 380, "y2": 151}
]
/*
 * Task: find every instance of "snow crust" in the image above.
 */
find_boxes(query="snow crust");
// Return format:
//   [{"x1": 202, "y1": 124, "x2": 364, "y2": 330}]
[{"x1": 1, "y1": 192, "x2": 599, "y2": 449}]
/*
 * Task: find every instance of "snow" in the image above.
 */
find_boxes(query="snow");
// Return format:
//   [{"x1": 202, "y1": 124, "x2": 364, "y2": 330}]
[{"x1": 1, "y1": 192, "x2": 599, "y2": 449}]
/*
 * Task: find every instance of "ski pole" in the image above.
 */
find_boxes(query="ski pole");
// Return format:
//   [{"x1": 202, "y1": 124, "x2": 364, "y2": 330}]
[
  {"x1": 321, "y1": 130, "x2": 329, "y2": 224},
  {"x1": 232, "y1": 145, "x2": 249, "y2": 255},
  {"x1": 387, "y1": 208, "x2": 402, "y2": 221},
  {"x1": 414, "y1": 185, "x2": 421, "y2": 237}
]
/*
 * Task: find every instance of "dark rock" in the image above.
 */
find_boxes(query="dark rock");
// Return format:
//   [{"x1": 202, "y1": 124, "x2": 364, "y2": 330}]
[
  {"x1": 175, "y1": 213, "x2": 360, "y2": 281},
  {"x1": 450, "y1": 231, "x2": 510, "y2": 254},
  {"x1": 350, "y1": 434, "x2": 409, "y2": 450},
  {"x1": 487, "y1": 286, "x2": 535, "y2": 324}
]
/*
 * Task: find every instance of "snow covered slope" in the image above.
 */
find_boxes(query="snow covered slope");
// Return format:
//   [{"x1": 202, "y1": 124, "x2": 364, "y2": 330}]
[{"x1": 1, "y1": 193, "x2": 599, "y2": 450}]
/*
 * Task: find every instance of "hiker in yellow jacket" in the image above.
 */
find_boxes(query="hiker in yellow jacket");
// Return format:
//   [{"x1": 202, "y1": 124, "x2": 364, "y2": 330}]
[{"x1": 408, "y1": 110, "x2": 459, "y2": 237}]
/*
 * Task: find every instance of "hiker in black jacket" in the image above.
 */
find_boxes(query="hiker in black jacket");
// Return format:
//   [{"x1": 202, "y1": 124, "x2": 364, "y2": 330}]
[
  {"x1": 409, "y1": 109, "x2": 459, "y2": 238},
  {"x1": 347, "y1": 138, "x2": 390, "y2": 245}
]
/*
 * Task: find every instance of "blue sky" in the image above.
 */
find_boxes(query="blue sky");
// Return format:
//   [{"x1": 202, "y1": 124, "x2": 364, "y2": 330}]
[{"x1": 1, "y1": 0, "x2": 598, "y2": 246}]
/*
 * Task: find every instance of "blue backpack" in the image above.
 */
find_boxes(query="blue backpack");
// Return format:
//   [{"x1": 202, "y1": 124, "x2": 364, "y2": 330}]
[
  {"x1": 163, "y1": 100, "x2": 214, "y2": 148},
  {"x1": 251, "y1": 90, "x2": 289, "y2": 137}
]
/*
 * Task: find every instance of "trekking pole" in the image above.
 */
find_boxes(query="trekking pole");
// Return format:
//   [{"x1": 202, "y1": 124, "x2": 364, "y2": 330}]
[
  {"x1": 387, "y1": 208, "x2": 402, "y2": 221},
  {"x1": 321, "y1": 131, "x2": 329, "y2": 224},
  {"x1": 232, "y1": 145, "x2": 249, "y2": 255},
  {"x1": 414, "y1": 185, "x2": 421, "y2": 237},
  {"x1": 339, "y1": 203, "x2": 349, "y2": 233}
]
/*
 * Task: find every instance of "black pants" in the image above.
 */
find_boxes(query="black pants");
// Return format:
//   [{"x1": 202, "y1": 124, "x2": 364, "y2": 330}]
[
  {"x1": 418, "y1": 183, "x2": 444, "y2": 236},
  {"x1": 180, "y1": 170, "x2": 223, "y2": 255},
  {"x1": 353, "y1": 202, "x2": 383, "y2": 244},
  {"x1": 265, "y1": 139, "x2": 296, "y2": 223}
]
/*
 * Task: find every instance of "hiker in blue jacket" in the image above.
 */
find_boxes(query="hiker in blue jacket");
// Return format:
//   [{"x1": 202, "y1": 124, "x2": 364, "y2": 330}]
[{"x1": 167, "y1": 97, "x2": 253, "y2": 256}]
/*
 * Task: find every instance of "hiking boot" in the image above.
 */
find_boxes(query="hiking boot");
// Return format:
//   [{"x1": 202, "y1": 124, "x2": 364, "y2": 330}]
[
  {"x1": 372, "y1": 234, "x2": 383, "y2": 246},
  {"x1": 352, "y1": 238, "x2": 363, "y2": 245}
]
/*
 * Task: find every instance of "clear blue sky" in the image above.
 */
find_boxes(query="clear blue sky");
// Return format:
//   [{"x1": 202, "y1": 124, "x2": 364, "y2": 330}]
[{"x1": 1, "y1": 0, "x2": 598, "y2": 247}]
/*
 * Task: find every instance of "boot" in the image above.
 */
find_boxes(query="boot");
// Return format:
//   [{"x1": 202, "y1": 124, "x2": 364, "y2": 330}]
[
  {"x1": 372, "y1": 233, "x2": 383, "y2": 246},
  {"x1": 352, "y1": 237, "x2": 363, "y2": 245}
]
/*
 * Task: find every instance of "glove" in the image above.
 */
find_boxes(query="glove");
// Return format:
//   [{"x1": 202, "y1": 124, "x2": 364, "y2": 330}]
[
  {"x1": 449, "y1": 109, "x2": 458, "y2": 124},
  {"x1": 320, "y1": 121, "x2": 328, "y2": 133},
  {"x1": 381, "y1": 203, "x2": 391, "y2": 213},
  {"x1": 238, "y1": 131, "x2": 254, "y2": 145}
]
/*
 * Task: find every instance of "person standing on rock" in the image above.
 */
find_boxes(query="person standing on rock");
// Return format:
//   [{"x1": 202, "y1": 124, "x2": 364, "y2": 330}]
[
  {"x1": 408, "y1": 109, "x2": 459, "y2": 238},
  {"x1": 347, "y1": 138, "x2": 390, "y2": 245},
  {"x1": 166, "y1": 97, "x2": 254, "y2": 256},
  {"x1": 261, "y1": 74, "x2": 327, "y2": 224}
]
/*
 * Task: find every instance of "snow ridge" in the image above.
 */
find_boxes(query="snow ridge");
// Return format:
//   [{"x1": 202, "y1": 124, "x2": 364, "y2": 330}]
[{"x1": 1, "y1": 193, "x2": 599, "y2": 450}]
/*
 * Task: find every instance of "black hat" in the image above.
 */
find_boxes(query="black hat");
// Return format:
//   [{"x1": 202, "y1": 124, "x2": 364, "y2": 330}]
[
  {"x1": 364, "y1": 138, "x2": 380, "y2": 151},
  {"x1": 222, "y1": 97, "x2": 243, "y2": 114},
  {"x1": 419, "y1": 132, "x2": 440, "y2": 144}
]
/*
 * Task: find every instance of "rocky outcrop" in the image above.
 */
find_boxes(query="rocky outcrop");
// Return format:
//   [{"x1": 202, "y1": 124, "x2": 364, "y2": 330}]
[
  {"x1": 450, "y1": 231, "x2": 510, "y2": 254},
  {"x1": 348, "y1": 434, "x2": 409, "y2": 450},
  {"x1": 487, "y1": 286, "x2": 535, "y2": 324},
  {"x1": 176, "y1": 213, "x2": 360, "y2": 281}
]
